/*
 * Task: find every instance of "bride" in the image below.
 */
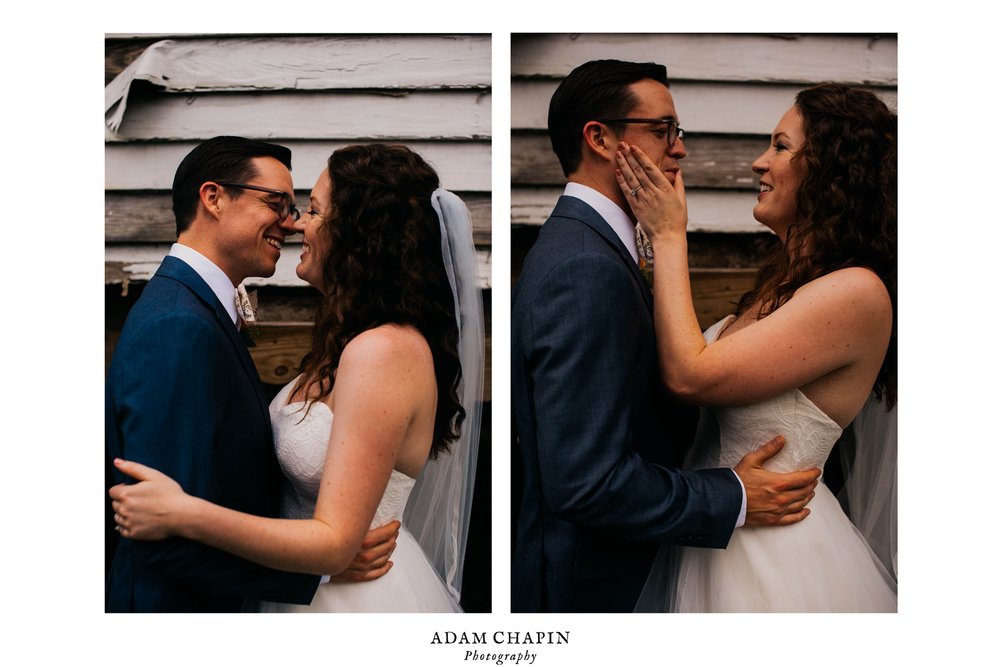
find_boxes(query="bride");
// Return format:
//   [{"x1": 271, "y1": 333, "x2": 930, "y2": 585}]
[
  {"x1": 110, "y1": 144, "x2": 484, "y2": 612},
  {"x1": 616, "y1": 83, "x2": 897, "y2": 612}
]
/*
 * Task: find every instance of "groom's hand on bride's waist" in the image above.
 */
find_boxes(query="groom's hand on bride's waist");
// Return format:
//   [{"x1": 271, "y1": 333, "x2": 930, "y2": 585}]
[
  {"x1": 734, "y1": 436, "x2": 822, "y2": 528},
  {"x1": 331, "y1": 520, "x2": 400, "y2": 583}
]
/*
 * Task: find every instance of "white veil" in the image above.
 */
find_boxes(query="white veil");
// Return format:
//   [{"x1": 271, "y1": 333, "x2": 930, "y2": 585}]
[
  {"x1": 839, "y1": 395, "x2": 897, "y2": 579},
  {"x1": 402, "y1": 189, "x2": 484, "y2": 604}
]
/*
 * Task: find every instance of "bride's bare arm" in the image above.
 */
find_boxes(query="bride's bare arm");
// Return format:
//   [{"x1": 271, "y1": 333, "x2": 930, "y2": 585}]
[
  {"x1": 615, "y1": 143, "x2": 891, "y2": 413},
  {"x1": 111, "y1": 327, "x2": 427, "y2": 576}
]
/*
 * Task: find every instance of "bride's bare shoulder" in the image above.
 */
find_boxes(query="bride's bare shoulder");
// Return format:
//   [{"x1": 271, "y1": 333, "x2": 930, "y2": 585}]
[
  {"x1": 797, "y1": 267, "x2": 892, "y2": 321},
  {"x1": 340, "y1": 324, "x2": 434, "y2": 373}
]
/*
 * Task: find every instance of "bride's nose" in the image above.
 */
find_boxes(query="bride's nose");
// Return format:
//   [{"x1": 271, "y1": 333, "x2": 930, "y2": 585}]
[
  {"x1": 279, "y1": 209, "x2": 305, "y2": 235},
  {"x1": 751, "y1": 151, "x2": 768, "y2": 175}
]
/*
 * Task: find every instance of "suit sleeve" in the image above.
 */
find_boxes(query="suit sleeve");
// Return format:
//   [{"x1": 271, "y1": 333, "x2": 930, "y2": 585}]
[
  {"x1": 526, "y1": 253, "x2": 741, "y2": 547},
  {"x1": 110, "y1": 310, "x2": 318, "y2": 604}
]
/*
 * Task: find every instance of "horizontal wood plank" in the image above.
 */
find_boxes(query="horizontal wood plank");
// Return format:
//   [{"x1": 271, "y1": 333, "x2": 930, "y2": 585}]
[
  {"x1": 247, "y1": 323, "x2": 314, "y2": 385},
  {"x1": 512, "y1": 227, "x2": 777, "y2": 283},
  {"x1": 512, "y1": 80, "x2": 897, "y2": 135},
  {"x1": 108, "y1": 35, "x2": 491, "y2": 93},
  {"x1": 105, "y1": 245, "x2": 493, "y2": 289},
  {"x1": 106, "y1": 191, "x2": 492, "y2": 245},
  {"x1": 108, "y1": 90, "x2": 491, "y2": 140},
  {"x1": 689, "y1": 269, "x2": 758, "y2": 330},
  {"x1": 106, "y1": 283, "x2": 493, "y2": 401},
  {"x1": 512, "y1": 33, "x2": 897, "y2": 84},
  {"x1": 512, "y1": 133, "x2": 765, "y2": 189},
  {"x1": 105, "y1": 140, "x2": 491, "y2": 192},
  {"x1": 512, "y1": 187, "x2": 765, "y2": 233}
]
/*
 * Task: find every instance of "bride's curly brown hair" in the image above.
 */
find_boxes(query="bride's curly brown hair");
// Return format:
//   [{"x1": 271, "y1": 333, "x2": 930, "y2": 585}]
[
  {"x1": 296, "y1": 144, "x2": 465, "y2": 458},
  {"x1": 736, "y1": 83, "x2": 897, "y2": 407}
]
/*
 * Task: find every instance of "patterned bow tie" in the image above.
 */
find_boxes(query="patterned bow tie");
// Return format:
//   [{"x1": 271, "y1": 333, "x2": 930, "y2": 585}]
[
  {"x1": 235, "y1": 284, "x2": 259, "y2": 345},
  {"x1": 635, "y1": 223, "x2": 654, "y2": 287}
]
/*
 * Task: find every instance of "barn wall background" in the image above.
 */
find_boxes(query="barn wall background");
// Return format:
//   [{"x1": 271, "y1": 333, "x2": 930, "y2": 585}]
[
  {"x1": 510, "y1": 33, "x2": 897, "y2": 327},
  {"x1": 104, "y1": 33, "x2": 492, "y2": 611}
]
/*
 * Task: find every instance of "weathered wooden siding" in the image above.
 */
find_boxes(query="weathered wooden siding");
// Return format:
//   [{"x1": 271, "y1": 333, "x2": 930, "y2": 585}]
[
  {"x1": 106, "y1": 34, "x2": 492, "y2": 289},
  {"x1": 510, "y1": 33, "x2": 897, "y2": 327},
  {"x1": 106, "y1": 34, "x2": 493, "y2": 397}
]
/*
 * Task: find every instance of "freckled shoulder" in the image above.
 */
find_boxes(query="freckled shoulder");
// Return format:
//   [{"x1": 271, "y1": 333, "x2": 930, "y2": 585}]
[
  {"x1": 339, "y1": 324, "x2": 434, "y2": 375},
  {"x1": 810, "y1": 266, "x2": 889, "y2": 304},
  {"x1": 796, "y1": 267, "x2": 892, "y2": 329}
]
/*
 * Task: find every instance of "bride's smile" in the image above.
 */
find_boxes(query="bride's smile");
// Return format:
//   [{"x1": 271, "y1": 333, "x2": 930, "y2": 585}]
[{"x1": 293, "y1": 168, "x2": 334, "y2": 290}]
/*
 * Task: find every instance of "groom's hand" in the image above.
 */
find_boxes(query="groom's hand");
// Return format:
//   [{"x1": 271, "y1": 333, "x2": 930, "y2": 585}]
[
  {"x1": 734, "y1": 436, "x2": 821, "y2": 527},
  {"x1": 331, "y1": 520, "x2": 400, "y2": 583}
]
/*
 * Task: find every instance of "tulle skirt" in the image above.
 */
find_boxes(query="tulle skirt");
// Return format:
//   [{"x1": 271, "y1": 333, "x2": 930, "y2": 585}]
[
  {"x1": 262, "y1": 527, "x2": 462, "y2": 613},
  {"x1": 640, "y1": 484, "x2": 897, "y2": 612}
]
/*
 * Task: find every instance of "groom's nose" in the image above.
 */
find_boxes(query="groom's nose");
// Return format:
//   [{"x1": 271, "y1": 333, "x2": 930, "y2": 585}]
[
  {"x1": 278, "y1": 211, "x2": 304, "y2": 236},
  {"x1": 668, "y1": 134, "x2": 687, "y2": 160}
]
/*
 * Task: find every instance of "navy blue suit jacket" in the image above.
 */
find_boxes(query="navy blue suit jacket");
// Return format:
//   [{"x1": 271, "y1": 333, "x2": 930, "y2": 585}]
[
  {"x1": 511, "y1": 196, "x2": 743, "y2": 612},
  {"x1": 105, "y1": 256, "x2": 319, "y2": 612}
]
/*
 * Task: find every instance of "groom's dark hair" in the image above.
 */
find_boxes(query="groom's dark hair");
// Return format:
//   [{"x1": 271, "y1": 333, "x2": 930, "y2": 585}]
[
  {"x1": 547, "y1": 59, "x2": 670, "y2": 177},
  {"x1": 171, "y1": 136, "x2": 293, "y2": 235}
]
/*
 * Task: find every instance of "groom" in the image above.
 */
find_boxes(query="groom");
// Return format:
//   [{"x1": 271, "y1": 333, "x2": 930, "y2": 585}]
[
  {"x1": 511, "y1": 60, "x2": 821, "y2": 612},
  {"x1": 106, "y1": 137, "x2": 395, "y2": 612}
]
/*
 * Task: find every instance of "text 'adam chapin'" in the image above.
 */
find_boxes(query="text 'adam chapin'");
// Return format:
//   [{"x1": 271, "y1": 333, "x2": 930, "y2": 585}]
[{"x1": 430, "y1": 631, "x2": 570, "y2": 645}]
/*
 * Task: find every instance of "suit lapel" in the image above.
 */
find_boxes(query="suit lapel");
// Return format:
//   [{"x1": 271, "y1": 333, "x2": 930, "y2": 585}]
[
  {"x1": 551, "y1": 196, "x2": 654, "y2": 315},
  {"x1": 155, "y1": 256, "x2": 271, "y2": 424}
]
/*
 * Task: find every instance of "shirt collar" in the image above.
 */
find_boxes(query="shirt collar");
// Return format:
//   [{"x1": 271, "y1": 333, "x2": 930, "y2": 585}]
[
  {"x1": 168, "y1": 243, "x2": 239, "y2": 324},
  {"x1": 563, "y1": 182, "x2": 639, "y2": 264}
]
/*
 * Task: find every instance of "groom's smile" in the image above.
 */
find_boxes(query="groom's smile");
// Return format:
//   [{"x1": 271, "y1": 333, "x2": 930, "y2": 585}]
[{"x1": 216, "y1": 156, "x2": 299, "y2": 283}]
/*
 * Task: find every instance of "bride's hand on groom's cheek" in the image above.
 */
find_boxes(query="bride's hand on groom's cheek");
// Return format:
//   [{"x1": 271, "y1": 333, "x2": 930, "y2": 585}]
[
  {"x1": 614, "y1": 142, "x2": 687, "y2": 241},
  {"x1": 109, "y1": 458, "x2": 189, "y2": 541},
  {"x1": 331, "y1": 520, "x2": 400, "y2": 583}
]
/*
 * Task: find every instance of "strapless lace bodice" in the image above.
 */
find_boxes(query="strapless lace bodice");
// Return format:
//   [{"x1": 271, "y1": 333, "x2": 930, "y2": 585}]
[
  {"x1": 687, "y1": 316, "x2": 843, "y2": 473},
  {"x1": 262, "y1": 377, "x2": 462, "y2": 613},
  {"x1": 269, "y1": 379, "x2": 415, "y2": 527},
  {"x1": 637, "y1": 315, "x2": 896, "y2": 612}
]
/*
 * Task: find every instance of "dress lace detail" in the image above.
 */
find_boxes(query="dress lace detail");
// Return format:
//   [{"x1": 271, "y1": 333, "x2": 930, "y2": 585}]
[
  {"x1": 270, "y1": 382, "x2": 415, "y2": 526},
  {"x1": 690, "y1": 318, "x2": 844, "y2": 474},
  {"x1": 262, "y1": 377, "x2": 460, "y2": 613}
]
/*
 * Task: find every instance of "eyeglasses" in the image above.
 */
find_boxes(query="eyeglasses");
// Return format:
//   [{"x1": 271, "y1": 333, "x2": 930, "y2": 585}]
[
  {"x1": 596, "y1": 118, "x2": 686, "y2": 147},
  {"x1": 216, "y1": 182, "x2": 300, "y2": 221}
]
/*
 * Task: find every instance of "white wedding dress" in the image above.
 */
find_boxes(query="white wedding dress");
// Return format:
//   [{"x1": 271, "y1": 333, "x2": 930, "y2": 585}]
[
  {"x1": 260, "y1": 378, "x2": 461, "y2": 613},
  {"x1": 643, "y1": 316, "x2": 897, "y2": 612}
]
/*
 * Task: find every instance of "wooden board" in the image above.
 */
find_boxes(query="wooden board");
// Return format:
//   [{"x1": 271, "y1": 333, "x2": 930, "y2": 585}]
[
  {"x1": 247, "y1": 323, "x2": 315, "y2": 385},
  {"x1": 105, "y1": 245, "x2": 493, "y2": 290},
  {"x1": 512, "y1": 33, "x2": 897, "y2": 84},
  {"x1": 511, "y1": 187, "x2": 765, "y2": 233},
  {"x1": 689, "y1": 268, "x2": 758, "y2": 330},
  {"x1": 108, "y1": 35, "x2": 491, "y2": 92},
  {"x1": 512, "y1": 133, "x2": 765, "y2": 189},
  {"x1": 511, "y1": 80, "x2": 897, "y2": 134},
  {"x1": 105, "y1": 140, "x2": 492, "y2": 192},
  {"x1": 105, "y1": 191, "x2": 493, "y2": 246},
  {"x1": 109, "y1": 90, "x2": 492, "y2": 141}
]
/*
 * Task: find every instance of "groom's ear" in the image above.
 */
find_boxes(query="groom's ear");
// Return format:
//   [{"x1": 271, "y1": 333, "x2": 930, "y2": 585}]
[
  {"x1": 582, "y1": 121, "x2": 616, "y2": 162},
  {"x1": 198, "y1": 182, "x2": 224, "y2": 221}
]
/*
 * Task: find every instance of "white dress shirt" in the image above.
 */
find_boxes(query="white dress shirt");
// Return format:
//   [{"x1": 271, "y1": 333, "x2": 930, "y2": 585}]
[
  {"x1": 562, "y1": 183, "x2": 748, "y2": 529},
  {"x1": 563, "y1": 182, "x2": 639, "y2": 264},
  {"x1": 168, "y1": 243, "x2": 239, "y2": 325}
]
